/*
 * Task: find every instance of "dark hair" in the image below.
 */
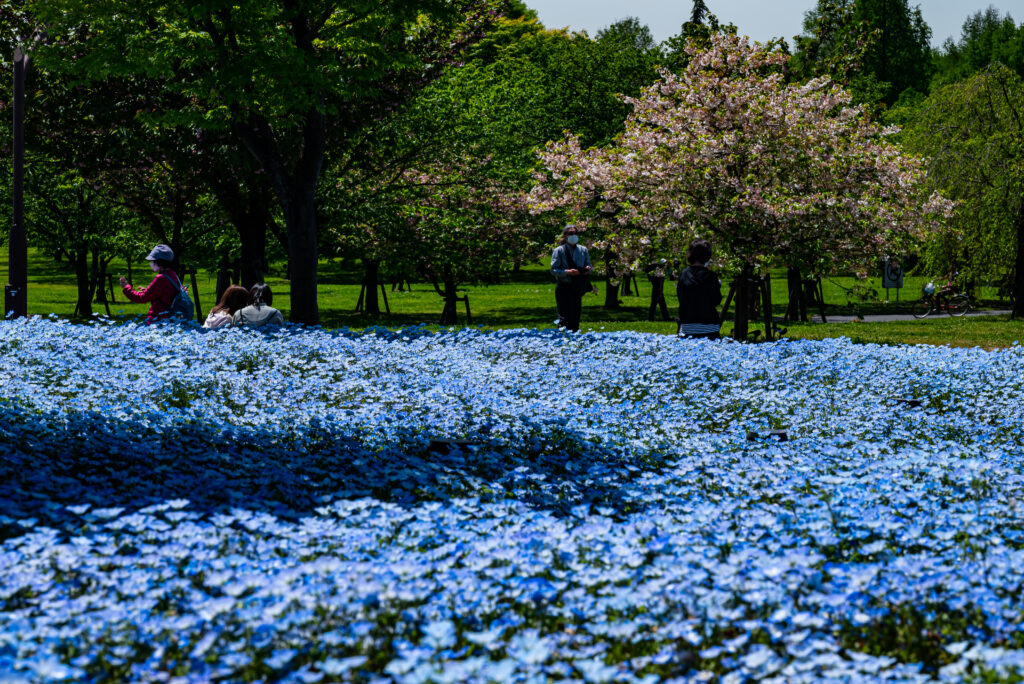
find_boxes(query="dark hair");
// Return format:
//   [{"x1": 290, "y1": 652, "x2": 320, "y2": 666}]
[
  {"x1": 687, "y1": 239, "x2": 712, "y2": 265},
  {"x1": 211, "y1": 285, "x2": 250, "y2": 315},
  {"x1": 154, "y1": 258, "x2": 174, "y2": 270},
  {"x1": 249, "y1": 282, "x2": 273, "y2": 307},
  {"x1": 558, "y1": 225, "x2": 580, "y2": 246}
]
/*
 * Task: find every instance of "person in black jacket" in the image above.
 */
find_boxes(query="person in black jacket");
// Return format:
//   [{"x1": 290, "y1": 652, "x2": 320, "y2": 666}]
[{"x1": 676, "y1": 239, "x2": 722, "y2": 339}]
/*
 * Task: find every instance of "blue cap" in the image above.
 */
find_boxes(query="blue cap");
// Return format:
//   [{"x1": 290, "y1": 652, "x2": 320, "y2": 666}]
[{"x1": 146, "y1": 244, "x2": 174, "y2": 262}]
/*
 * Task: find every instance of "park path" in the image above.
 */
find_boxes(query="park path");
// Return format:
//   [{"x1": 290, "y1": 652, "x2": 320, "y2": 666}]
[{"x1": 805, "y1": 309, "x2": 1011, "y2": 323}]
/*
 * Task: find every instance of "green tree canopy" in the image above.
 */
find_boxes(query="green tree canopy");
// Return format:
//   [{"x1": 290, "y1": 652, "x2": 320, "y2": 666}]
[
  {"x1": 792, "y1": 0, "x2": 932, "y2": 106},
  {"x1": 29, "y1": 0, "x2": 500, "y2": 324},
  {"x1": 901, "y1": 63, "x2": 1024, "y2": 315},
  {"x1": 933, "y1": 7, "x2": 1024, "y2": 87}
]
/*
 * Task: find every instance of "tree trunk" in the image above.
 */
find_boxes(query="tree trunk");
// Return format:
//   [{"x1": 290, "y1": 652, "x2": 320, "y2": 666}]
[
  {"x1": 210, "y1": 178, "x2": 271, "y2": 289},
  {"x1": 282, "y1": 191, "x2": 319, "y2": 324},
  {"x1": 215, "y1": 254, "x2": 232, "y2": 304},
  {"x1": 92, "y1": 249, "x2": 111, "y2": 304},
  {"x1": 235, "y1": 108, "x2": 325, "y2": 325},
  {"x1": 733, "y1": 264, "x2": 753, "y2": 341},
  {"x1": 604, "y1": 253, "x2": 620, "y2": 309},
  {"x1": 621, "y1": 270, "x2": 633, "y2": 296},
  {"x1": 1014, "y1": 210, "x2": 1024, "y2": 319},
  {"x1": 73, "y1": 248, "x2": 93, "y2": 318},
  {"x1": 604, "y1": 278, "x2": 620, "y2": 309},
  {"x1": 362, "y1": 258, "x2": 381, "y2": 317},
  {"x1": 440, "y1": 275, "x2": 459, "y2": 325},
  {"x1": 785, "y1": 266, "x2": 804, "y2": 322},
  {"x1": 238, "y1": 211, "x2": 268, "y2": 289}
]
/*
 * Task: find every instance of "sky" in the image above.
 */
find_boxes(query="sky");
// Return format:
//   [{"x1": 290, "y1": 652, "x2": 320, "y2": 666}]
[{"x1": 524, "y1": 0, "x2": 1023, "y2": 48}]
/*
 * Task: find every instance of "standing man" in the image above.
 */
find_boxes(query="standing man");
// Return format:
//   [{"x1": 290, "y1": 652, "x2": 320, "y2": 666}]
[{"x1": 550, "y1": 226, "x2": 592, "y2": 332}]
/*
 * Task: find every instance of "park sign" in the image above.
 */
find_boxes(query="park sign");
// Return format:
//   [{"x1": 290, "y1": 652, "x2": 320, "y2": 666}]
[{"x1": 882, "y1": 256, "x2": 904, "y2": 289}]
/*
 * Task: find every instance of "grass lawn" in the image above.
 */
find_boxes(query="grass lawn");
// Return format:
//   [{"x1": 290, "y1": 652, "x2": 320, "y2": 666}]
[{"x1": 3, "y1": 247, "x2": 1020, "y2": 347}]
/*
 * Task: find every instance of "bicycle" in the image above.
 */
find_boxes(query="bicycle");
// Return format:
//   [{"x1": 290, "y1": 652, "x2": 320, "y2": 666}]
[{"x1": 912, "y1": 283, "x2": 971, "y2": 318}]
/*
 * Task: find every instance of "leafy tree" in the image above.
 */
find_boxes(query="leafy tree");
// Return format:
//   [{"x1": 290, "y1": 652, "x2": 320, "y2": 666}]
[
  {"x1": 21, "y1": 67, "x2": 231, "y2": 272},
  {"x1": 22, "y1": 163, "x2": 139, "y2": 317},
  {"x1": 30, "y1": 0, "x2": 500, "y2": 324},
  {"x1": 508, "y1": 20, "x2": 663, "y2": 148},
  {"x1": 933, "y1": 8, "x2": 1024, "y2": 87},
  {"x1": 792, "y1": 0, "x2": 932, "y2": 106},
  {"x1": 530, "y1": 34, "x2": 952, "y2": 335},
  {"x1": 661, "y1": 11, "x2": 744, "y2": 77},
  {"x1": 323, "y1": 16, "x2": 663, "y2": 318},
  {"x1": 596, "y1": 17, "x2": 655, "y2": 51},
  {"x1": 901, "y1": 64, "x2": 1024, "y2": 316},
  {"x1": 324, "y1": 53, "x2": 555, "y2": 321},
  {"x1": 789, "y1": 0, "x2": 877, "y2": 87},
  {"x1": 690, "y1": 0, "x2": 710, "y2": 26},
  {"x1": 3, "y1": 1, "x2": 252, "y2": 308}
]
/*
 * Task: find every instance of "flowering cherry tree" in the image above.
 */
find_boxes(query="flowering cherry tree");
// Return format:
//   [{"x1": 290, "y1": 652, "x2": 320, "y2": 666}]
[{"x1": 529, "y1": 33, "x2": 952, "y2": 280}]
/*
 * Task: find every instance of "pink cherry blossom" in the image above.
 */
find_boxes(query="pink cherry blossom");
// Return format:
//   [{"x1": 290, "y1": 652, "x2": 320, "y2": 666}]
[{"x1": 529, "y1": 33, "x2": 954, "y2": 275}]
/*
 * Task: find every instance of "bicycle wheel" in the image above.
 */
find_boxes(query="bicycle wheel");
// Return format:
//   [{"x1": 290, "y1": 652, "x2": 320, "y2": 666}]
[
  {"x1": 948, "y1": 293, "x2": 970, "y2": 316},
  {"x1": 912, "y1": 298, "x2": 932, "y2": 319}
]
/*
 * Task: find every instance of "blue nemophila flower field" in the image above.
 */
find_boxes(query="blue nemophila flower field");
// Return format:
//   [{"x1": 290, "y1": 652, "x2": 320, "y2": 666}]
[{"x1": 2, "y1": 317, "x2": 1024, "y2": 683}]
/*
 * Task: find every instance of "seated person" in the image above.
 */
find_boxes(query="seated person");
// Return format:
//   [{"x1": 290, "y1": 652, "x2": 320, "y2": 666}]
[
  {"x1": 232, "y1": 282, "x2": 285, "y2": 328},
  {"x1": 203, "y1": 285, "x2": 250, "y2": 329}
]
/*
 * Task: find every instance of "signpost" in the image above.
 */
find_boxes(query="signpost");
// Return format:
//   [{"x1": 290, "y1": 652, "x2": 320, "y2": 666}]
[
  {"x1": 881, "y1": 256, "x2": 903, "y2": 303},
  {"x1": 6, "y1": 45, "x2": 28, "y2": 319}
]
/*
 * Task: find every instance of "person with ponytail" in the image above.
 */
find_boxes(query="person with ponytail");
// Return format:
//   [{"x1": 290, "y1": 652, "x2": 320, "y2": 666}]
[
  {"x1": 203, "y1": 285, "x2": 250, "y2": 329},
  {"x1": 232, "y1": 282, "x2": 284, "y2": 328}
]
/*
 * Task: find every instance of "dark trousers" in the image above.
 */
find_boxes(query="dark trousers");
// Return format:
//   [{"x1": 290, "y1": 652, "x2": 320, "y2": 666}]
[
  {"x1": 648, "y1": 278, "x2": 669, "y2": 321},
  {"x1": 555, "y1": 283, "x2": 583, "y2": 332}
]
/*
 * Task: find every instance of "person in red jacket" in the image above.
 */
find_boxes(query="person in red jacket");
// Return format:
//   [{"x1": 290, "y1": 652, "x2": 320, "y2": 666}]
[{"x1": 119, "y1": 244, "x2": 184, "y2": 323}]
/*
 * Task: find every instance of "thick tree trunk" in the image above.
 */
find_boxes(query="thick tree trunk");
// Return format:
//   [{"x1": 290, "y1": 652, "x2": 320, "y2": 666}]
[
  {"x1": 604, "y1": 279, "x2": 620, "y2": 309},
  {"x1": 238, "y1": 213, "x2": 268, "y2": 289},
  {"x1": 92, "y1": 249, "x2": 111, "y2": 304},
  {"x1": 439, "y1": 275, "x2": 459, "y2": 325},
  {"x1": 215, "y1": 255, "x2": 233, "y2": 304},
  {"x1": 210, "y1": 178, "x2": 271, "y2": 289},
  {"x1": 235, "y1": 109, "x2": 325, "y2": 325},
  {"x1": 283, "y1": 194, "x2": 320, "y2": 324},
  {"x1": 362, "y1": 258, "x2": 381, "y2": 317}
]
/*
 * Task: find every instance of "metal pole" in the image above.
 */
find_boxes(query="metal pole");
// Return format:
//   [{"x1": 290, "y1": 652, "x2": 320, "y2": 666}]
[{"x1": 5, "y1": 45, "x2": 28, "y2": 318}]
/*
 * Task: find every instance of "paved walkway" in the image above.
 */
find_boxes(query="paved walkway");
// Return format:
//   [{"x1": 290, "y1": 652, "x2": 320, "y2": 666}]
[{"x1": 804, "y1": 309, "x2": 1011, "y2": 323}]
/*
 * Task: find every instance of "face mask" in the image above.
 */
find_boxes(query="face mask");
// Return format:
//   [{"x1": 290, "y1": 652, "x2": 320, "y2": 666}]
[
  {"x1": 567, "y1": 235, "x2": 579, "y2": 245},
  {"x1": 150, "y1": 261, "x2": 161, "y2": 272}
]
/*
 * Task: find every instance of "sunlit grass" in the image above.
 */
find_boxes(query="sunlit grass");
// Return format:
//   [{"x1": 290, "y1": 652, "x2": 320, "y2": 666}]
[{"x1": 3, "y1": 247, "x2": 1018, "y2": 347}]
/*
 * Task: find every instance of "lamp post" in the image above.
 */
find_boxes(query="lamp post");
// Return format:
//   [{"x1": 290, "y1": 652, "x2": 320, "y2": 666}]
[{"x1": 5, "y1": 45, "x2": 28, "y2": 319}]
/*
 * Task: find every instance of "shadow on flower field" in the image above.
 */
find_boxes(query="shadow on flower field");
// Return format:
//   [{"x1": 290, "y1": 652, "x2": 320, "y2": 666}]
[{"x1": 0, "y1": 402, "x2": 667, "y2": 539}]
